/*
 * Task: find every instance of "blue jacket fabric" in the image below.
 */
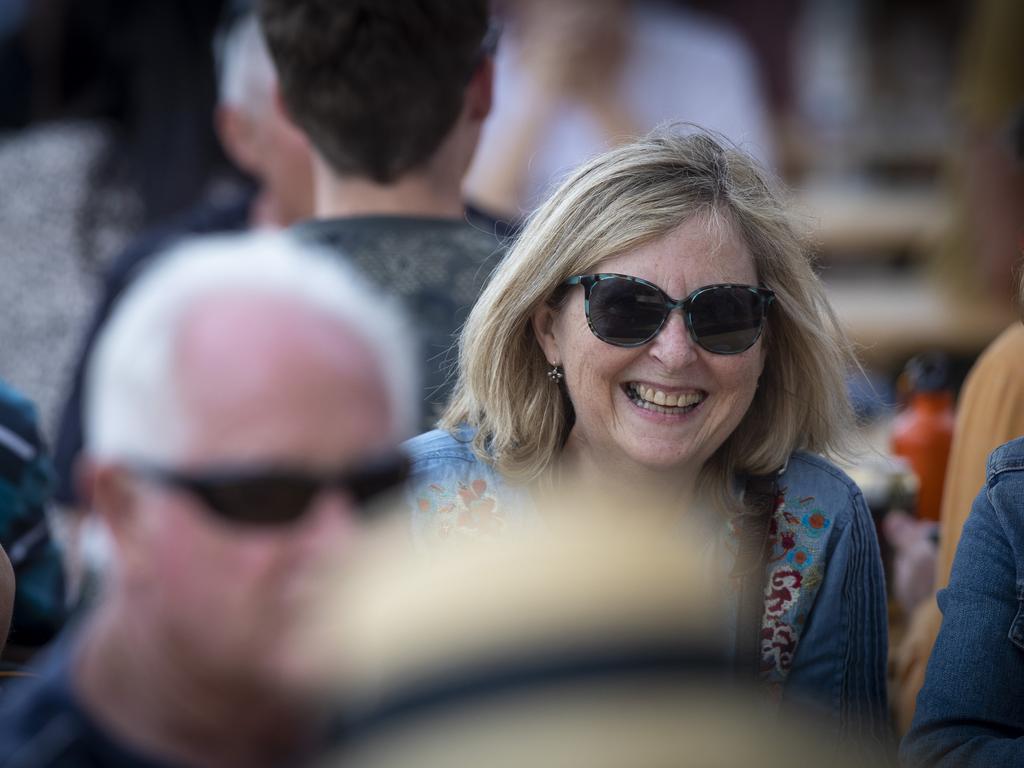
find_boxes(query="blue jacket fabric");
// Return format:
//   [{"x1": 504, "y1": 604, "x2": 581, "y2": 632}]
[
  {"x1": 902, "y1": 436, "x2": 1024, "y2": 766},
  {"x1": 403, "y1": 427, "x2": 891, "y2": 748}
]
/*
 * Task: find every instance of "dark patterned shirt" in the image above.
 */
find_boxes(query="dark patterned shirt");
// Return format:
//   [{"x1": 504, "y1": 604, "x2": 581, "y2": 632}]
[{"x1": 292, "y1": 216, "x2": 504, "y2": 430}]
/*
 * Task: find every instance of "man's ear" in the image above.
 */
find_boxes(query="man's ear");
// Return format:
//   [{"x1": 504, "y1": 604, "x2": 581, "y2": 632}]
[
  {"x1": 271, "y1": 84, "x2": 299, "y2": 126},
  {"x1": 466, "y1": 55, "x2": 493, "y2": 122},
  {"x1": 531, "y1": 302, "x2": 562, "y2": 365},
  {"x1": 215, "y1": 104, "x2": 261, "y2": 175},
  {"x1": 82, "y1": 462, "x2": 147, "y2": 574}
]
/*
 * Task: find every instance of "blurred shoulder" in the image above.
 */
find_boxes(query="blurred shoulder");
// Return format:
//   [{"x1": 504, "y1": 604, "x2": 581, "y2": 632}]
[
  {"x1": 986, "y1": 436, "x2": 1024, "y2": 480},
  {"x1": 403, "y1": 426, "x2": 506, "y2": 493},
  {"x1": 404, "y1": 427, "x2": 482, "y2": 468},
  {"x1": 979, "y1": 322, "x2": 1024, "y2": 368},
  {"x1": 403, "y1": 428, "x2": 527, "y2": 547},
  {"x1": 960, "y1": 323, "x2": 1024, "y2": 400}
]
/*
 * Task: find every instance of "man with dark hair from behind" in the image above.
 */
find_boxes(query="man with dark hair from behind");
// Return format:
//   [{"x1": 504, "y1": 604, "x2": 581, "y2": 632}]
[{"x1": 259, "y1": 0, "x2": 502, "y2": 427}]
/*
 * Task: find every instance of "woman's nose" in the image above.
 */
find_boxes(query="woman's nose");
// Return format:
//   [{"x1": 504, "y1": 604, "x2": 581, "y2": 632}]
[{"x1": 647, "y1": 310, "x2": 699, "y2": 369}]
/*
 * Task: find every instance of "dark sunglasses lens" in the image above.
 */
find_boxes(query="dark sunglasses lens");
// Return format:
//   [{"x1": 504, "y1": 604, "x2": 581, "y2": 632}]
[
  {"x1": 168, "y1": 455, "x2": 410, "y2": 526},
  {"x1": 347, "y1": 455, "x2": 411, "y2": 506},
  {"x1": 688, "y1": 287, "x2": 767, "y2": 353},
  {"x1": 588, "y1": 277, "x2": 667, "y2": 345},
  {"x1": 199, "y1": 476, "x2": 317, "y2": 526}
]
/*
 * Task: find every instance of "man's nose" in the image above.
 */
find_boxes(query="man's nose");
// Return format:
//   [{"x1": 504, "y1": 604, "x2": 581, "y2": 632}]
[
  {"x1": 647, "y1": 310, "x2": 699, "y2": 369},
  {"x1": 295, "y1": 489, "x2": 361, "y2": 556}
]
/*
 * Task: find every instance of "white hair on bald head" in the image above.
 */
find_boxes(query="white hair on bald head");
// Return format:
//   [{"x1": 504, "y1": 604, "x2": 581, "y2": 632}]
[
  {"x1": 85, "y1": 232, "x2": 419, "y2": 463},
  {"x1": 216, "y1": 12, "x2": 276, "y2": 114}
]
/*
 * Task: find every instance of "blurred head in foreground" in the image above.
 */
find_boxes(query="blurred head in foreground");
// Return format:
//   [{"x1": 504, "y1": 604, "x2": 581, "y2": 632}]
[
  {"x1": 0, "y1": 232, "x2": 416, "y2": 766},
  {"x1": 301, "y1": 497, "x2": 867, "y2": 768}
]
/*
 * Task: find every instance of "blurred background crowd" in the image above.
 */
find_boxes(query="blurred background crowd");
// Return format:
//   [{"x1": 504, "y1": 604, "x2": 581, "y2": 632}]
[
  {"x1": 2, "y1": 0, "x2": 1021, "y2": 425},
  {"x1": 0, "y1": 0, "x2": 1021, "y2": 765}
]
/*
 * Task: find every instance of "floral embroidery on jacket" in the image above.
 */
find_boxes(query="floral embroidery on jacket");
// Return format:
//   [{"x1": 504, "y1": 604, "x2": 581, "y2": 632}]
[
  {"x1": 414, "y1": 477, "x2": 506, "y2": 544},
  {"x1": 411, "y1": 449, "x2": 837, "y2": 696},
  {"x1": 757, "y1": 489, "x2": 831, "y2": 687},
  {"x1": 406, "y1": 432, "x2": 885, "y2": 735}
]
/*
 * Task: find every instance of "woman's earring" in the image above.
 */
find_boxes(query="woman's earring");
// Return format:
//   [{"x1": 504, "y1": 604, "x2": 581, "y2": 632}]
[{"x1": 548, "y1": 364, "x2": 564, "y2": 384}]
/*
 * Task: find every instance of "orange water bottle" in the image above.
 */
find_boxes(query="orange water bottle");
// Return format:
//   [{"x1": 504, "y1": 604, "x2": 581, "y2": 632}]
[{"x1": 890, "y1": 354, "x2": 955, "y2": 522}]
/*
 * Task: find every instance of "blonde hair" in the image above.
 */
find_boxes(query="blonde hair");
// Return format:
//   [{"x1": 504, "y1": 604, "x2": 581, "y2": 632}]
[{"x1": 442, "y1": 128, "x2": 856, "y2": 513}]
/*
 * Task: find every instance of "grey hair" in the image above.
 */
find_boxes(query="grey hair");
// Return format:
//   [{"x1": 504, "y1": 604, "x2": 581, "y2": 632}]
[
  {"x1": 215, "y1": 13, "x2": 277, "y2": 114},
  {"x1": 86, "y1": 232, "x2": 419, "y2": 463},
  {"x1": 442, "y1": 127, "x2": 856, "y2": 514}
]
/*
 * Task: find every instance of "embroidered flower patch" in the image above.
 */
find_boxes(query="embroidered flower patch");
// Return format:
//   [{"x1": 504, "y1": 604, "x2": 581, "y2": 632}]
[
  {"x1": 758, "y1": 491, "x2": 833, "y2": 683},
  {"x1": 415, "y1": 477, "x2": 505, "y2": 543}
]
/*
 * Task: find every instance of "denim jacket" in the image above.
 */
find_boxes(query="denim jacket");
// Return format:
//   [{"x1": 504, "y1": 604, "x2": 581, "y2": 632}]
[
  {"x1": 403, "y1": 428, "x2": 890, "y2": 747},
  {"x1": 902, "y1": 436, "x2": 1024, "y2": 767}
]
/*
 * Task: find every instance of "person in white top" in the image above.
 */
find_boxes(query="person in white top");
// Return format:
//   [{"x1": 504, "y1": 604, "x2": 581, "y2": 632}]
[{"x1": 464, "y1": 0, "x2": 775, "y2": 219}]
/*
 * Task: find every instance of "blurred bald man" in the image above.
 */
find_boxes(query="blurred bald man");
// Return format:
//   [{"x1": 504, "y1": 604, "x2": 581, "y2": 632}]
[{"x1": 0, "y1": 233, "x2": 416, "y2": 767}]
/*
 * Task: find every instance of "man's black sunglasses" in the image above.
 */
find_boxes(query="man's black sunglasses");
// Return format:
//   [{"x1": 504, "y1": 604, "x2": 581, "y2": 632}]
[
  {"x1": 131, "y1": 453, "x2": 411, "y2": 527},
  {"x1": 562, "y1": 273, "x2": 775, "y2": 354}
]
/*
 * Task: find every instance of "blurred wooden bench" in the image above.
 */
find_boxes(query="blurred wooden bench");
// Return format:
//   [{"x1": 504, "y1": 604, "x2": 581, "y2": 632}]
[
  {"x1": 825, "y1": 274, "x2": 1016, "y2": 370},
  {"x1": 794, "y1": 182, "x2": 949, "y2": 263}
]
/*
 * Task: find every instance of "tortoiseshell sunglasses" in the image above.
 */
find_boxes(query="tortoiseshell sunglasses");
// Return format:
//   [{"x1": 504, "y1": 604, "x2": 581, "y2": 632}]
[{"x1": 562, "y1": 273, "x2": 775, "y2": 354}]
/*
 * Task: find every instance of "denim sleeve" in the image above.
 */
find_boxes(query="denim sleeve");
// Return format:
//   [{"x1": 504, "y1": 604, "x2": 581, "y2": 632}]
[
  {"x1": 784, "y1": 485, "x2": 891, "y2": 751},
  {"x1": 402, "y1": 429, "x2": 527, "y2": 551},
  {"x1": 901, "y1": 480, "x2": 1024, "y2": 767}
]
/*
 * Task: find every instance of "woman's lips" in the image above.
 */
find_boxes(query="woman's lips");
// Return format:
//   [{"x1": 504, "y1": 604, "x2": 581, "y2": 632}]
[{"x1": 624, "y1": 382, "x2": 707, "y2": 414}]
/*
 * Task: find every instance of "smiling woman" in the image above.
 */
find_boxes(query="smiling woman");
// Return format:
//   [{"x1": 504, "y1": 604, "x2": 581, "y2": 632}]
[
  {"x1": 530, "y1": 215, "x2": 770, "y2": 496},
  {"x1": 404, "y1": 128, "x2": 889, "y2": 752}
]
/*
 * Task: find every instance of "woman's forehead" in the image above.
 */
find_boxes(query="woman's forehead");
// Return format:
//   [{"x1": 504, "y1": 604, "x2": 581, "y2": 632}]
[{"x1": 587, "y1": 219, "x2": 755, "y2": 285}]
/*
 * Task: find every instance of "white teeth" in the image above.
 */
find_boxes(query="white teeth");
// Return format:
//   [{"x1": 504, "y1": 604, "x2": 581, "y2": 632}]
[{"x1": 653, "y1": 390, "x2": 666, "y2": 406}]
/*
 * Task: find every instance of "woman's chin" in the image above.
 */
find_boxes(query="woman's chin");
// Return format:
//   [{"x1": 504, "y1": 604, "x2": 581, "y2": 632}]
[{"x1": 616, "y1": 439, "x2": 703, "y2": 478}]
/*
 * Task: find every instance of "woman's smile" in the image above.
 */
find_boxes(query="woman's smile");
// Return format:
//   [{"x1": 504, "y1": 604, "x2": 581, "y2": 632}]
[{"x1": 623, "y1": 382, "x2": 707, "y2": 417}]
